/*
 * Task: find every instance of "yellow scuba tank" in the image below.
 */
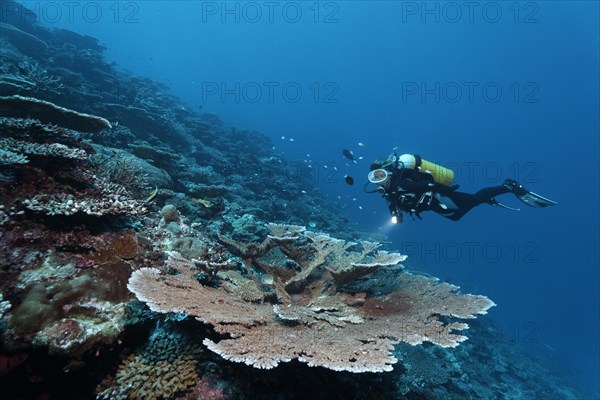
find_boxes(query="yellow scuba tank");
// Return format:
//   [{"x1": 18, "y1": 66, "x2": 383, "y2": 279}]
[{"x1": 398, "y1": 154, "x2": 454, "y2": 186}]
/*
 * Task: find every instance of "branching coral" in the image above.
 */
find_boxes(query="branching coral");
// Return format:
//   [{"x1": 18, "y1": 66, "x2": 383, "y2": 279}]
[
  {"x1": 89, "y1": 149, "x2": 150, "y2": 193},
  {"x1": 0, "y1": 118, "x2": 87, "y2": 168},
  {"x1": 0, "y1": 60, "x2": 64, "y2": 96},
  {"x1": 0, "y1": 138, "x2": 87, "y2": 160},
  {"x1": 97, "y1": 326, "x2": 202, "y2": 399},
  {"x1": 0, "y1": 116, "x2": 80, "y2": 142},
  {"x1": 22, "y1": 179, "x2": 146, "y2": 217},
  {"x1": 128, "y1": 225, "x2": 495, "y2": 373},
  {"x1": 0, "y1": 117, "x2": 147, "y2": 218}
]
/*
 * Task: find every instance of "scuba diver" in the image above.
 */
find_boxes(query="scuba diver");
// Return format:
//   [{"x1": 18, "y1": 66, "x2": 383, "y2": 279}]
[{"x1": 366, "y1": 153, "x2": 557, "y2": 223}]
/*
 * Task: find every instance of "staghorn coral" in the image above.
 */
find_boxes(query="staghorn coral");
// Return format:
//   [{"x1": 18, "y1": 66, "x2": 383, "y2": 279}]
[
  {"x1": 16, "y1": 60, "x2": 65, "y2": 95},
  {"x1": 0, "y1": 60, "x2": 64, "y2": 96},
  {"x1": 128, "y1": 224, "x2": 495, "y2": 373}
]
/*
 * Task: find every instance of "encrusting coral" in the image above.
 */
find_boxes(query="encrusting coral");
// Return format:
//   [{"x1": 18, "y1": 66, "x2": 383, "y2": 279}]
[{"x1": 128, "y1": 223, "x2": 495, "y2": 373}]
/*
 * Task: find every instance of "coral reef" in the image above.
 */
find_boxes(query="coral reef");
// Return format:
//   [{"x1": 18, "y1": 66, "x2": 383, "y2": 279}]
[
  {"x1": 128, "y1": 224, "x2": 494, "y2": 373},
  {"x1": 0, "y1": 2, "x2": 592, "y2": 399},
  {"x1": 0, "y1": 116, "x2": 146, "y2": 219}
]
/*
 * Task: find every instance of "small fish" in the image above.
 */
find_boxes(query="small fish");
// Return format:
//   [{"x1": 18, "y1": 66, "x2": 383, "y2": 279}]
[
  {"x1": 333, "y1": 166, "x2": 338, "y2": 171},
  {"x1": 358, "y1": 205, "x2": 363, "y2": 210},
  {"x1": 358, "y1": 142, "x2": 365, "y2": 147},
  {"x1": 145, "y1": 186, "x2": 158, "y2": 202},
  {"x1": 342, "y1": 149, "x2": 358, "y2": 164},
  {"x1": 301, "y1": 190, "x2": 307, "y2": 194},
  {"x1": 281, "y1": 136, "x2": 286, "y2": 140},
  {"x1": 261, "y1": 274, "x2": 274, "y2": 285},
  {"x1": 289, "y1": 138, "x2": 295, "y2": 142},
  {"x1": 194, "y1": 198, "x2": 213, "y2": 207},
  {"x1": 344, "y1": 175, "x2": 354, "y2": 185},
  {"x1": 324, "y1": 165, "x2": 328, "y2": 169}
]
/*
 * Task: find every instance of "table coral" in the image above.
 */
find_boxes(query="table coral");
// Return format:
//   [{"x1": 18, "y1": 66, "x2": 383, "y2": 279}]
[
  {"x1": 128, "y1": 224, "x2": 495, "y2": 373},
  {"x1": 0, "y1": 95, "x2": 111, "y2": 132}
]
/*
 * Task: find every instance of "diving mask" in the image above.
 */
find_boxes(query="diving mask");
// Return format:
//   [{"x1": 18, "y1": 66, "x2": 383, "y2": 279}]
[{"x1": 368, "y1": 168, "x2": 391, "y2": 184}]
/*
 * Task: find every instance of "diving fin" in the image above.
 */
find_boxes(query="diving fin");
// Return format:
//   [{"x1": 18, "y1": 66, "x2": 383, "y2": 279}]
[
  {"x1": 504, "y1": 179, "x2": 558, "y2": 208},
  {"x1": 517, "y1": 191, "x2": 558, "y2": 208}
]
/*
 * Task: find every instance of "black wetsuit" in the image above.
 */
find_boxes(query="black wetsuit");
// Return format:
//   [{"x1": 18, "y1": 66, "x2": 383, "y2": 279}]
[{"x1": 383, "y1": 169, "x2": 511, "y2": 221}]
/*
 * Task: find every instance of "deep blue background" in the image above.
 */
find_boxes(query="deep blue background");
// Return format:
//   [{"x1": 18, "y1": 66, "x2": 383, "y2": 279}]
[{"x1": 23, "y1": 1, "x2": 599, "y2": 394}]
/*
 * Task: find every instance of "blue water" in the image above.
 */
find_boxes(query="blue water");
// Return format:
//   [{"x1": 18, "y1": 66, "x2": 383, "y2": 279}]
[{"x1": 24, "y1": 0, "x2": 599, "y2": 395}]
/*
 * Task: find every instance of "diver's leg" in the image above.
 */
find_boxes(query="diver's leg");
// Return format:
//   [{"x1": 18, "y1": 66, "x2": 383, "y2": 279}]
[
  {"x1": 437, "y1": 185, "x2": 509, "y2": 220},
  {"x1": 472, "y1": 185, "x2": 512, "y2": 204}
]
